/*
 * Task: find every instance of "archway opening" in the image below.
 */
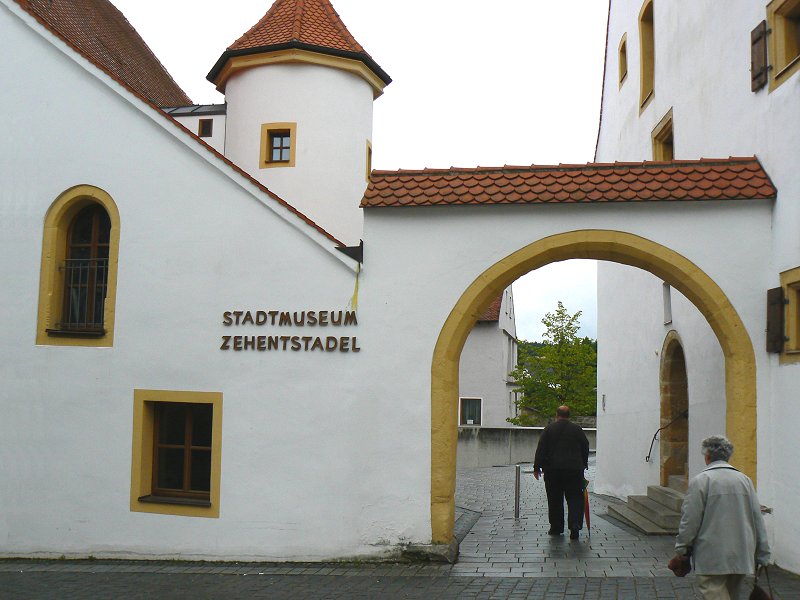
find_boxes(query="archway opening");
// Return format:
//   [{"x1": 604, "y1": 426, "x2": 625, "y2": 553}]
[
  {"x1": 659, "y1": 333, "x2": 689, "y2": 489},
  {"x1": 431, "y1": 230, "x2": 756, "y2": 544}
]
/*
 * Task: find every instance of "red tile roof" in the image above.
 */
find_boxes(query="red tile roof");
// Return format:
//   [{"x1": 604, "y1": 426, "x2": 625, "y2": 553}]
[
  {"x1": 14, "y1": 0, "x2": 191, "y2": 106},
  {"x1": 208, "y1": 0, "x2": 390, "y2": 86},
  {"x1": 362, "y1": 158, "x2": 776, "y2": 208},
  {"x1": 229, "y1": 0, "x2": 365, "y2": 54},
  {"x1": 478, "y1": 294, "x2": 503, "y2": 322}
]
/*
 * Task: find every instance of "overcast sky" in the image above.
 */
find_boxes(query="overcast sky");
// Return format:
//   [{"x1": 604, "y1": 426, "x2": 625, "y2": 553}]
[{"x1": 113, "y1": 0, "x2": 609, "y2": 341}]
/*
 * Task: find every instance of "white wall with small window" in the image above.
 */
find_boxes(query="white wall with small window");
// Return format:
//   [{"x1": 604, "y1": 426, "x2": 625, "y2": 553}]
[
  {"x1": 458, "y1": 287, "x2": 518, "y2": 428},
  {"x1": 0, "y1": 6, "x2": 376, "y2": 560},
  {"x1": 223, "y1": 63, "x2": 374, "y2": 245},
  {"x1": 169, "y1": 110, "x2": 226, "y2": 153}
]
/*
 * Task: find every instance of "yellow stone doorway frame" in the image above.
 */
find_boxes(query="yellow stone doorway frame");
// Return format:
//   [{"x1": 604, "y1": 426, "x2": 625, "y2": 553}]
[{"x1": 430, "y1": 230, "x2": 756, "y2": 544}]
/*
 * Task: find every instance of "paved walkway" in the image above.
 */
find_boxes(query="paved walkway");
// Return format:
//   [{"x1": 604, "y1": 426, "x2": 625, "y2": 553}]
[
  {"x1": 452, "y1": 459, "x2": 678, "y2": 577},
  {"x1": 2, "y1": 459, "x2": 799, "y2": 599}
]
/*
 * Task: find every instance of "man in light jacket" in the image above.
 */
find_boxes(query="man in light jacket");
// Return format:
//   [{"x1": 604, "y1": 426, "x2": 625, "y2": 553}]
[{"x1": 673, "y1": 435, "x2": 770, "y2": 600}]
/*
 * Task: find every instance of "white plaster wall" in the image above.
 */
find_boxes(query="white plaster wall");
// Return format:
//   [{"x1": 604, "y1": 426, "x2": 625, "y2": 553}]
[
  {"x1": 595, "y1": 263, "x2": 725, "y2": 500},
  {"x1": 597, "y1": 0, "x2": 800, "y2": 571},
  {"x1": 0, "y1": 3, "x2": 426, "y2": 561},
  {"x1": 171, "y1": 113, "x2": 226, "y2": 153},
  {"x1": 362, "y1": 198, "x2": 773, "y2": 542},
  {"x1": 224, "y1": 63, "x2": 374, "y2": 245},
  {"x1": 1, "y1": 0, "x2": 792, "y2": 568},
  {"x1": 499, "y1": 286, "x2": 517, "y2": 339}
]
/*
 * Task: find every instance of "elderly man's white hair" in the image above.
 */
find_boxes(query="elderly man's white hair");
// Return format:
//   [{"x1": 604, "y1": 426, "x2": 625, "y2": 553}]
[{"x1": 701, "y1": 435, "x2": 734, "y2": 462}]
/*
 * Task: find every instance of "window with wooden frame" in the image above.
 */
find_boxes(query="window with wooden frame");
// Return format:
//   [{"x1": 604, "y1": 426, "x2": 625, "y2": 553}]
[
  {"x1": 639, "y1": 0, "x2": 655, "y2": 110},
  {"x1": 260, "y1": 122, "x2": 297, "y2": 168},
  {"x1": 778, "y1": 267, "x2": 800, "y2": 362},
  {"x1": 459, "y1": 397, "x2": 482, "y2": 426},
  {"x1": 768, "y1": 0, "x2": 800, "y2": 90},
  {"x1": 619, "y1": 34, "x2": 629, "y2": 86},
  {"x1": 131, "y1": 390, "x2": 222, "y2": 518},
  {"x1": 59, "y1": 205, "x2": 110, "y2": 334},
  {"x1": 652, "y1": 108, "x2": 674, "y2": 161},
  {"x1": 198, "y1": 118, "x2": 213, "y2": 138},
  {"x1": 152, "y1": 402, "x2": 213, "y2": 502},
  {"x1": 36, "y1": 185, "x2": 120, "y2": 347},
  {"x1": 365, "y1": 140, "x2": 373, "y2": 183}
]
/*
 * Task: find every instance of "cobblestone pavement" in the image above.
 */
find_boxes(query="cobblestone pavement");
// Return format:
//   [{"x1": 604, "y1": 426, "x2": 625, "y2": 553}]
[{"x1": 2, "y1": 458, "x2": 799, "y2": 599}]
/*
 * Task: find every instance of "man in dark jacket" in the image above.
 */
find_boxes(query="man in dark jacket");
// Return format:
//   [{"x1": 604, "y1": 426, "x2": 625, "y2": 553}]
[{"x1": 533, "y1": 405, "x2": 590, "y2": 539}]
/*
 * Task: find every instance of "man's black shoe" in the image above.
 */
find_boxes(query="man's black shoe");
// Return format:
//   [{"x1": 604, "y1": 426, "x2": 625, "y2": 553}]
[
  {"x1": 569, "y1": 529, "x2": 579, "y2": 540},
  {"x1": 547, "y1": 529, "x2": 563, "y2": 535}
]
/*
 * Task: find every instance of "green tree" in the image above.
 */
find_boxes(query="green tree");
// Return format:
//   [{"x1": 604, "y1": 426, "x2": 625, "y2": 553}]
[{"x1": 507, "y1": 301, "x2": 597, "y2": 426}]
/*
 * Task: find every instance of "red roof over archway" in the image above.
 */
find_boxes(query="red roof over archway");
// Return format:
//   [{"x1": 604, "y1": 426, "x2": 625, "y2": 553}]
[{"x1": 362, "y1": 158, "x2": 776, "y2": 207}]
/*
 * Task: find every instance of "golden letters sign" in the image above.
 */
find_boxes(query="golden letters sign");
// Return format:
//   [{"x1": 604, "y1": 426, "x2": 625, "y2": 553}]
[{"x1": 220, "y1": 310, "x2": 360, "y2": 353}]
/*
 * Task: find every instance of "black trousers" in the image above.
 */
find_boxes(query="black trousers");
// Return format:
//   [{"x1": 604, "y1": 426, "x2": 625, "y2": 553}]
[{"x1": 543, "y1": 469, "x2": 584, "y2": 532}]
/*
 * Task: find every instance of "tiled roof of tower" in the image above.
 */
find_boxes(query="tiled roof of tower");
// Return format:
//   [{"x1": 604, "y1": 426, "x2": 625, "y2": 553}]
[
  {"x1": 361, "y1": 158, "x2": 776, "y2": 208},
  {"x1": 14, "y1": 0, "x2": 191, "y2": 106},
  {"x1": 229, "y1": 0, "x2": 365, "y2": 54},
  {"x1": 208, "y1": 0, "x2": 390, "y2": 86}
]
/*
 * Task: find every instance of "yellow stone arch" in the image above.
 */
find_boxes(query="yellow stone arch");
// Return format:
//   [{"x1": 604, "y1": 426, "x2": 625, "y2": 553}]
[{"x1": 430, "y1": 230, "x2": 756, "y2": 543}]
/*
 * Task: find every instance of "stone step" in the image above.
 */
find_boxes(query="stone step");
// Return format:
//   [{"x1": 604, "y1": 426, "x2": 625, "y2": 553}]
[
  {"x1": 668, "y1": 474, "x2": 688, "y2": 494},
  {"x1": 606, "y1": 504, "x2": 673, "y2": 535},
  {"x1": 648, "y1": 484, "x2": 685, "y2": 512},
  {"x1": 628, "y1": 495, "x2": 681, "y2": 530}
]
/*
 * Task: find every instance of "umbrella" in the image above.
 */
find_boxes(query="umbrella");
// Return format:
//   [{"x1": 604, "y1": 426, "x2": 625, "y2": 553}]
[{"x1": 583, "y1": 477, "x2": 591, "y2": 537}]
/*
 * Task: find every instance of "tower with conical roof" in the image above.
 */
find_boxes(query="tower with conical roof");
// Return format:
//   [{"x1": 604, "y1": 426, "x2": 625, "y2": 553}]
[{"x1": 208, "y1": 0, "x2": 391, "y2": 244}]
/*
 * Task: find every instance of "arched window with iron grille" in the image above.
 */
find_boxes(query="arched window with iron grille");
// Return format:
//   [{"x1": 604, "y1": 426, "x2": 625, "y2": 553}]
[{"x1": 60, "y1": 204, "x2": 111, "y2": 332}]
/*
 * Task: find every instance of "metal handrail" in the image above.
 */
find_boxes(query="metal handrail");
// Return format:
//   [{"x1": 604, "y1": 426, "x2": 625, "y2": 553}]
[{"x1": 645, "y1": 409, "x2": 689, "y2": 463}]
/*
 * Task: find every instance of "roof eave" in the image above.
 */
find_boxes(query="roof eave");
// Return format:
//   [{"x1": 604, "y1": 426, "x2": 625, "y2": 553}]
[{"x1": 207, "y1": 41, "x2": 391, "y2": 90}]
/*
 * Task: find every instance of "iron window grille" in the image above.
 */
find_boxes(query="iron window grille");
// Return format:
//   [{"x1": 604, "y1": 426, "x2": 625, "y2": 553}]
[{"x1": 58, "y1": 257, "x2": 109, "y2": 332}]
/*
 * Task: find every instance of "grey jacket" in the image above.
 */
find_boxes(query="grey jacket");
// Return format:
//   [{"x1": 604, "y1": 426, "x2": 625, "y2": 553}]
[{"x1": 675, "y1": 461, "x2": 770, "y2": 575}]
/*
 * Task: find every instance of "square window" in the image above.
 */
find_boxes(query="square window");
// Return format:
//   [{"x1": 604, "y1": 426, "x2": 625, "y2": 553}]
[
  {"x1": 198, "y1": 119, "x2": 213, "y2": 138},
  {"x1": 260, "y1": 123, "x2": 297, "y2": 168},
  {"x1": 652, "y1": 108, "x2": 674, "y2": 161},
  {"x1": 768, "y1": 0, "x2": 800, "y2": 89},
  {"x1": 131, "y1": 390, "x2": 222, "y2": 518},
  {"x1": 779, "y1": 266, "x2": 800, "y2": 363},
  {"x1": 460, "y1": 397, "x2": 482, "y2": 426},
  {"x1": 270, "y1": 132, "x2": 291, "y2": 162}
]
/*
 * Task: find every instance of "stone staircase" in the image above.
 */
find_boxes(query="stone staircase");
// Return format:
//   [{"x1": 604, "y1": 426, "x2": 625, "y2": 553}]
[{"x1": 607, "y1": 483, "x2": 685, "y2": 535}]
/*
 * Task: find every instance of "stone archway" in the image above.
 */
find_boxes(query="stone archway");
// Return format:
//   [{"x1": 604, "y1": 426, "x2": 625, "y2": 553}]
[
  {"x1": 430, "y1": 230, "x2": 756, "y2": 544},
  {"x1": 660, "y1": 331, "x2": 689, "y2": 489}
]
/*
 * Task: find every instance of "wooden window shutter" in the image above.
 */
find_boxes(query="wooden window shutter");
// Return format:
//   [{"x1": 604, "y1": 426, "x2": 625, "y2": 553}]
[
  {"x1": 751, "y1": 20, "x2": 768, "y2": 92},
  {"x1": 766, "y1": 287, "x2": 785, "y2": 353}
]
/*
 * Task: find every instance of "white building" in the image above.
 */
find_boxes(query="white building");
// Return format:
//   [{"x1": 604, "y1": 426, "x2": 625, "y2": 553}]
[
  {"x1": 459, "y1": 288, "x2": 518, "y2": 428},
  {"x1": 0, "y1": 0, "x2": 518, "y2": 562},
  {"x1": 595, "y1": 0, "x2": 800, "y2": 573},
  {"x1": 3, "y1": 0, "x2": 798, "y2": 574}
]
